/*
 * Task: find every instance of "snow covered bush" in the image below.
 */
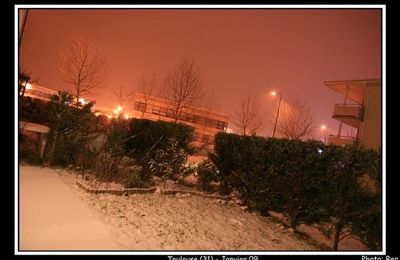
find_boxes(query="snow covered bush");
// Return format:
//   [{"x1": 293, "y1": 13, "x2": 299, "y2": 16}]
[
  {"x1": 148, "y1": 139, "x2": 195, "y2": 180},
  {"x1": 197, "y1": 159, "x2": 220, "y2": 192}
]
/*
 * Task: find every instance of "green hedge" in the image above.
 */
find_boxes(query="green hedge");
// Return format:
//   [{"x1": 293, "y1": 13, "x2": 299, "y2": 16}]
[
  {"x1": 210, "y1": 132, "x2": 382, "y2": 250},
  {"x1": 124, "y1": 119, "x2": 195, "y2": 161}
]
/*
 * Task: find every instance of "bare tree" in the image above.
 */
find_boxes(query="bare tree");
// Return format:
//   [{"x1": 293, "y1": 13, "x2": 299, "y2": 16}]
[
  {"x1": 275, "y1": 100, "x2": 316, "y2": 140},
  {"x1": 57, "y1": 34, "x2": 106, "y2": 107},
  {"x1": 113, "y1": 85, "x2": 135, "y2": 108},
  {"x1": 233, "y1": 94, "x2": 263, "y2": 136},
  {"x1": 162, "y1": 60, "x2": 203, "y2": 123},
  {"x1": 137, "y1": 74, "x2": 158, "y2": 118}
]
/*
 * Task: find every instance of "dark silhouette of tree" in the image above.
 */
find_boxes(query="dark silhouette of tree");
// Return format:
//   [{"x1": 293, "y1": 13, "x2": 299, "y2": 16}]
[
  {"x1": 162, "y1": 60, "x2": 203, "y2": 123},
  {"x1": 137, "y1": 74, "x2": 158, "y2": 118},
  {"x1": 233, "y1": 94, "x2": 263, "y2": 136},
  {"x1": 57, "y1": 34, "x2": 106, "y2": 107},
  {"x1": 275, "y1": 100, "x2": 315, "y2": 140}
]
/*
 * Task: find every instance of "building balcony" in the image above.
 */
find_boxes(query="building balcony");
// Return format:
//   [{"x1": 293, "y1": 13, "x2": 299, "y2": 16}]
[
  {"x1": 332, "y1": 104, "x2": 364, "y2": 128},
  {"x1": 328, "y1": 135, "x2": 358, "y2": 146}
]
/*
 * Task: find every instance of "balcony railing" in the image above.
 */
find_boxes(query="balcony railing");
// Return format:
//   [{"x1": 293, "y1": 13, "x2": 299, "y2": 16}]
[
  {"x1": 332, "y1": 104, "x2": 364, "y2": 128},
  {"x1": 333, "y1": 104, "x2": 364, "y2": 119},
  {"x1": 328, "y1": 135, "x2": 358, "y2": 146}
]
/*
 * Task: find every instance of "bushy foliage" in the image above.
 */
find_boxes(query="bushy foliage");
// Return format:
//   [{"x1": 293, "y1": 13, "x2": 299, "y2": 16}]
[
  {"x1": 197, "y1": 159, "x2": 220, "y2": 192},
  {"x1": 19, "y1": 96, "x2": 48, "y2": 125},
  {"x1": 211, "y1": 132, "x2": 382, "y2": 250},
  {"x1": 118, "y1": 157, "x2": 148, "y2": 188},
  {"x1": 19, "y1": 92, "x2": 99, "y2": 166},
  {"x1": 105, "y1": 118, "x2": 131, "y2": 156},
  {"x1": 91, "y1": 152, "x2": 119, "y2": 182},
  {"x1": 125, "y1": 119, "x2": 195, "y2": 162},
  {"x1": 89, "y1": 153, "x2": 150, "y2": 188},
  {"x1": 148, "y1": 139, "x2": 195, "y2": 180}
]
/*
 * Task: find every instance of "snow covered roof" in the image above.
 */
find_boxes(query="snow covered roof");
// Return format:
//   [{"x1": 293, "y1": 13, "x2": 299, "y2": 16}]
[{"x1": 19, "y1": 121, "x2": 50, "y2": 133}]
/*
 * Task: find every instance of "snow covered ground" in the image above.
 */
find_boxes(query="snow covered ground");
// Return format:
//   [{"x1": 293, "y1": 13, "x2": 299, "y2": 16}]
[
  {"x1": 19, "y1": 165, "x2": 124, "y2": 250},
  {"x1": 19, "y1": 165, "x2": 336, "y2": 251}
]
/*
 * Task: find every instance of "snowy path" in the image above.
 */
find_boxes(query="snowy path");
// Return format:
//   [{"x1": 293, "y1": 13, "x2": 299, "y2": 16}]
[{"x1": 19, "y1": 165, "x2": 125, "y2": 250}]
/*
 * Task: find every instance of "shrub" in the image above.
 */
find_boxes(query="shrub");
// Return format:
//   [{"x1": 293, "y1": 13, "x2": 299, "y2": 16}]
[
  {"x1": 118, "y1": 157, "x2": 149, "y2": 188},
  {"x1": 105, "y1": 119, "x2": 131, "y2": 156},
  {"x1": 125, "y1": 119, "x2": 195, "y2": 163},
  {"x1": 210, "y1": 132, "x2": 382, "y2": 249},
  {"x1": 91, "y1": 152, "x2": 119, "y2": 183},
  {"x1": 147, "y1": 138, "x2": 195, "y2": 180},
  {"x1": 197, "y1": 159, "x2": 220, "y2": 192}
]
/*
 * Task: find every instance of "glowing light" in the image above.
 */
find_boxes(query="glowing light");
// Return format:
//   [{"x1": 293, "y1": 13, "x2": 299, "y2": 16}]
[
  {"x1": 318, "y1": 149, "x2": 323, "y2": 154},
  {"x1": 124, "y1": 114, "x2": 129, "y2": 119},
  {"x1": 107, "y1": 115, "x2": 112, "y2": 119},
  {"x1": 114, "y1": 106, "x2": 123, "y2": 114},
  {"x1": 95, "y1": 112, "x2": 100, "y2": 116},
  {"x1": 271, "y1": 91, "x2": 277, "y2": 96},
  {"x1": 78, "y1": 98, "x2": 86, "y2": 104},
  {"x1": 25, "y1": 83, "x2": 32, "y2": 90},
  {"x1": 321, "y1": 125, "x2": 327, "y2": 130}
]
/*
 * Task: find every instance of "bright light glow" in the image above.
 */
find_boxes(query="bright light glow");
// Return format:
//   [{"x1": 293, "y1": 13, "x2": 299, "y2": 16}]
[
  {"x1": 124, "y1": 114, "x2": 129, "y2": 119},
  {"x1": 318, "y1": 149, "x2": 323, "y2": 154},
  {"x1": 25, "y1": 83, "x2": 32, "y2": 90},
  {"x1": 321, "y1": 125, "x2": 327, "y2": 130},
  {"x1": 107, "y1": 115, "x2": 112, "y2": 119},
  {"x1": 114, "y1": 106, "x2": 123, "y2": 114},
  {"x1": 95, "y1": 112, "x2": 100, "y2": 116},
  {"x1": 271, "y1": 91, "x2": 277, "y2": 96},
  {"x1": 78, "y1": 98, "x2": 86, "y2": 104}
]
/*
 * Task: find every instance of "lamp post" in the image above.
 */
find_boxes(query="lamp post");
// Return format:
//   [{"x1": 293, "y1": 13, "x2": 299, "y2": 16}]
[
  {"x1": 320, "y1": 124, "x2": 327, "y2": 144},
  {"x1": 271, "y1": 91, "x2": 283, "y2": 138}
]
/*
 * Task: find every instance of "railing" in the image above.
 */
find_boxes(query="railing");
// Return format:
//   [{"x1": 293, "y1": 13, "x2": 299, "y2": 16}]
[
  {"x1": 328, "y1": 135, "x2": 358, "y2": 146},
  {"x1": 333, "y1": 104, "x2": 364, "y2": 120}
]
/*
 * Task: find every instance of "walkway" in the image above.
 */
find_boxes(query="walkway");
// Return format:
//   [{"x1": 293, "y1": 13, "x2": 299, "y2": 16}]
[{"x1": 19, "y1": 165, "x2": 124, "y2": 250}]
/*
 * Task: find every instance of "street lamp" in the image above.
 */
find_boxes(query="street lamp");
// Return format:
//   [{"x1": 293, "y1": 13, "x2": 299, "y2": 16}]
[
  {"x1": 271, "y1": 91, "x2": 283, "y2": 138},
  {"x1": 320, "y1": 125, "x2": 328, "y2": 144}
]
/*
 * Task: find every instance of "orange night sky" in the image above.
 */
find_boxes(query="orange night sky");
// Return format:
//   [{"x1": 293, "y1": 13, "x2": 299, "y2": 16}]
[{"x1": 20, "y1": 8, "x2": 382, "y2": 137}]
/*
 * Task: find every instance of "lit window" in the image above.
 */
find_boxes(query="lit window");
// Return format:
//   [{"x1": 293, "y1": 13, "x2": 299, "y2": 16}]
[
  {"x1": 217, "y1": 121, "x2": 226, "y2": 130},
  {"x1": 134, "y1": 102, "x2": 147, "y2": 112},
  {"x1": 152, "y1": 105, "x2": 160, "y2": 115}
]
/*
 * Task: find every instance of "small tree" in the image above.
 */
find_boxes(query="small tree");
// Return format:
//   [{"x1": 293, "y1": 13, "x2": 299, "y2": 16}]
[
  {"x1": 43, "y1": 91, "x2": 95, "y2": 165},
  {"x1": 162, "y1": 60, "x2": 203, "y2": 123},
  {"x1": 319, "y1": 145, "x2": 381, "y2": 250},
  {"x1": 113, "y1": 85, "x2": 134, "y2": 108},
  {"x1": 233, "y1": 94, "x2": 263, "y2": 136},
  {"x1": 137, "y1": 74, "x2": 158, "y2": 118},
  {"x1": 57, "y1": 34, "x2": 106, "y2": 107},
  {"x1": 275, "y1": 100, "x2": 315, "y2": 140}
]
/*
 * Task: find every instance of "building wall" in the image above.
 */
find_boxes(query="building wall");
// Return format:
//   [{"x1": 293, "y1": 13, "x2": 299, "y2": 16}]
[
  {"x1": 131, "y1": 93, "x2": 229, "y2": 148},
  {"x1": 359, "y1": 84, "x2": 382, "y2": 151}
]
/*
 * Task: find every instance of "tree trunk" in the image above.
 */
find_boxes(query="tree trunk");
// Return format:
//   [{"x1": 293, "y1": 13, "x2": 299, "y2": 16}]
[
  {"x1": 45, "y1": 130, "x2": 59, "y2": 165},
  {"x1": 333, "y1": 220, "x2": 343, "y2": 250},
  {"x1": 290, "y1": 213, "x2": 300, "y2": 229}
]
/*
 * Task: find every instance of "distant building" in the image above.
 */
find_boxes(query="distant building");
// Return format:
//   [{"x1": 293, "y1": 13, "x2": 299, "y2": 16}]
[
  {"x1": 19, "y1": 84, "x2": 230, "y2": 149},
  {"x1": 324, "y1": 79, "x2": 381, "y2": 151},
  {"x1": 22, "y1": 83, "x2": 58, "y2": 101},
  {"x1": 132, "y1": 93, "x2": 229, "y2": 148}
]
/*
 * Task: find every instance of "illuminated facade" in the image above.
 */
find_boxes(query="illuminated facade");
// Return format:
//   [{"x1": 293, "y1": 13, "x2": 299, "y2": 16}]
[
  {"x1": 132, "y1": 93, "x2": 229, "y2": 148},
  {"x1": 325, "y1": 79, "x2": 381, "y2": 151}
]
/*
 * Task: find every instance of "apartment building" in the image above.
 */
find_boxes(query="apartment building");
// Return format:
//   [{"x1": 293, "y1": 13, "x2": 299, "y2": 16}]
[
  {"x1": 325, "y1": 79, "x2": 381, "y2": 151},
  {"x1": 132, "y1": 93, "x2": 229, "y2": 148}
]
